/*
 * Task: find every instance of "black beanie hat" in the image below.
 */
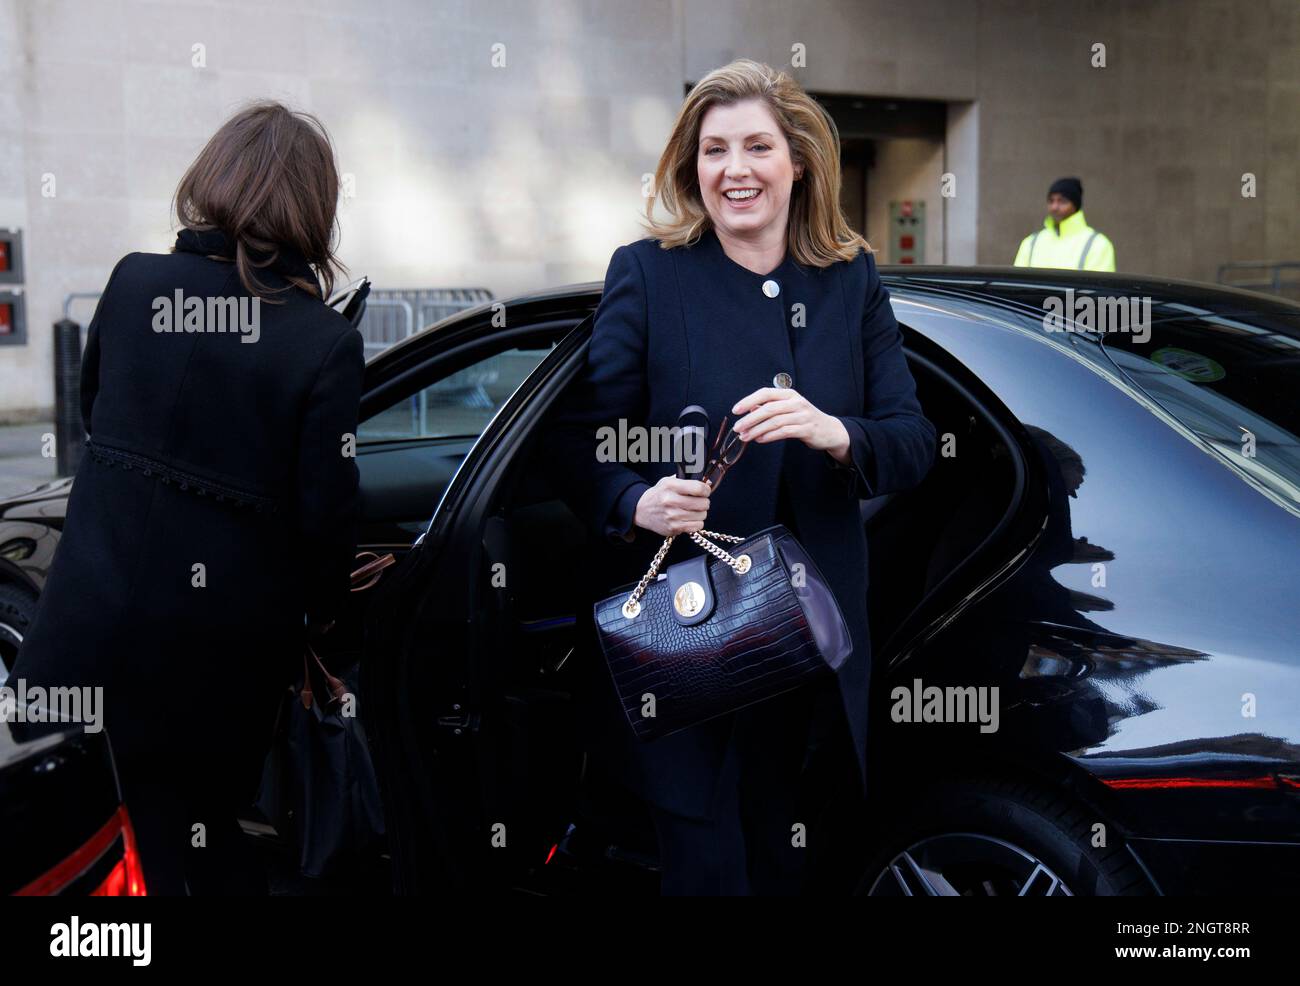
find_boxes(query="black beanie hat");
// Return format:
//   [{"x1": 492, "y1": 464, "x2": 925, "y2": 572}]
[{"x1": 1048, "y1": 177, "x2": 1083, "y2": 209}]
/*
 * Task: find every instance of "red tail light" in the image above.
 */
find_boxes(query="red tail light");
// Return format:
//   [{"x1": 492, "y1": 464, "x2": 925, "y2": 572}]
[
  {"x1": 15, "y1": 805, "x2": 147, "y2": 896},
  {"x1": 90, "y1": 807, "x2": 147, "y2": 896}
]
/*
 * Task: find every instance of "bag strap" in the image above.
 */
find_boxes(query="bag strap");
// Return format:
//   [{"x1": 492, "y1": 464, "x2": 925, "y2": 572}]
[
  {"x1": 300, "y1": 552, "x2": 394, "y2": 709},
  {"x1": 350, "y1": 550, "x2": 396, "y2": 592},
  {"x1": 621, "y1": 529, "x2": 749, "y2": 619},
  {"x1": 301, "y1": 642, "x2": 349, "y2": 711}
]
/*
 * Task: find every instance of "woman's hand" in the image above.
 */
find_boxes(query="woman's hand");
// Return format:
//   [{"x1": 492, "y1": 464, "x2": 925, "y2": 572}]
[
  {"x1": 634, "y1": 475, "x2": 712, "y2": 537},
  {"x1": 732, "y1": 387, "x2": 852, "y2": 463}
]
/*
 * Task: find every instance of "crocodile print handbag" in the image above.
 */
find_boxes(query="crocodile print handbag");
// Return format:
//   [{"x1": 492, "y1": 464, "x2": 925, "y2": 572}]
[{"x1": 593, "y1": 523, "x2": 853, "y2": 742}]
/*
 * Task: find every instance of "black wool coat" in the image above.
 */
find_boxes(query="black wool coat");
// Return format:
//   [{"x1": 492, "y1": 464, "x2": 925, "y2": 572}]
[
  {"x1": 547, "y1": 228, "x2": 937, "y2": 818},
  {"x1": 11, "y1": 228, "x2": 364, "y2": 792}
]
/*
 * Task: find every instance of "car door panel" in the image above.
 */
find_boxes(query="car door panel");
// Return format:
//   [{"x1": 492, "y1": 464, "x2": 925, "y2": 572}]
[{"x1": 356, "y1": 437, "x2": 474, "y2": 544}]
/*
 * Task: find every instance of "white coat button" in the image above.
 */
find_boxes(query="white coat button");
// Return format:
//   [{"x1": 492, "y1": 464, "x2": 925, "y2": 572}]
[
  {"x1": 773, "y1": 372, "x2": 793, "y2": 389},
  {"x1": 762, "y1": 279, "x2": 780, "y2": 298}
]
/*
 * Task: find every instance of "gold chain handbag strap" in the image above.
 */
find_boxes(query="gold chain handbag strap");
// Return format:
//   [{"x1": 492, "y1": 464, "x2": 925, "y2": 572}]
[{"x1": 621, "y1": 529, "x2": 751, "y2": 619}]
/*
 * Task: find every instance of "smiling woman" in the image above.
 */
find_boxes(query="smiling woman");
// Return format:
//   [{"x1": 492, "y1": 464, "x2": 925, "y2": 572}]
[
  {"x1": 546, "y1": 58, "x2": 937, "y2": 895},
  {"x1": 645, "y1": 59, "x2": 866, "y2": 268}
]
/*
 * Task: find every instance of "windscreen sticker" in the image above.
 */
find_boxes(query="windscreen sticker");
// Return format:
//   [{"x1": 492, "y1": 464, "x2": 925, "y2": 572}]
[{"x1": 1150, "y1": 346, "x2": 1226, "y2": 383}]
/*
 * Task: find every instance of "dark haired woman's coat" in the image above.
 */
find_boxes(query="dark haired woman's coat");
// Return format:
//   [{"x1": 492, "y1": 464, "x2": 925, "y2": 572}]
[
  {"x1": 11, "y1": 228, "x2": 364, "y2": 840},
  {"x1": 549, "y1": 228, "x2": 936, "y2": 819}
]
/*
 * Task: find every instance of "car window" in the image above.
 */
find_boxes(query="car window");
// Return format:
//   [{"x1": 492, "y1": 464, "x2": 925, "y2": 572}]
[
  {"x1": 359, "y1": 347, "x2": 552, "y2": 442},
  {"x1": 893, "y1": 289, "x2": 1300, "y2": 510},
  {"x1": 1098, "y1": 309, "x2": 1300, "y2": 507}
]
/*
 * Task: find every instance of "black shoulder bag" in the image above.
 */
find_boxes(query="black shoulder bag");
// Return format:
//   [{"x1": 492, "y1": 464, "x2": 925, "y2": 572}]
[{"x1": 592, "y1": 407, "x2": 853, "y2": 742}]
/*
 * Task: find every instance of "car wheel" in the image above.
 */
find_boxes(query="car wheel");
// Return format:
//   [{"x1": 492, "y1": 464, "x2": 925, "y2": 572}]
[
  {"x1": 0, "y1": 583, "x2": 37, "y2": 686},
  {"x1": 857, "y1": 772, "x2": 1154, "y2": 896}
]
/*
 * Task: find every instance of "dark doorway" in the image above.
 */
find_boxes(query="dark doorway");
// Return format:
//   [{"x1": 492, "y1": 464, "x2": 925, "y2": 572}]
[{"x1": 812, "y1": 94, "x2": 947, "y2": 260}]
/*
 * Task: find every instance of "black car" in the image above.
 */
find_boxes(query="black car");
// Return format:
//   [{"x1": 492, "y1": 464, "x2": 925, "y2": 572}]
[
  {"x1": 1, "y1": 714, "x2": 146, "y2": 896},
  {"x1": 3, "y1": 267, "x2": 1298, "y2": 895}
]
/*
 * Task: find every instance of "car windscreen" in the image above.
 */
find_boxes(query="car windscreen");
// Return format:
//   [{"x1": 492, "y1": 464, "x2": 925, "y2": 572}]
[{"x1": 1096, "y1": 305, "x2": 1300, "y2": 508}]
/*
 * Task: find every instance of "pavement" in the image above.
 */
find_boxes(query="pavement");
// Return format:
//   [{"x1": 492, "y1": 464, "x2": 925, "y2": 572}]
[{"x1": 0, "y1": 422, "x2": 61, "y2": 499}]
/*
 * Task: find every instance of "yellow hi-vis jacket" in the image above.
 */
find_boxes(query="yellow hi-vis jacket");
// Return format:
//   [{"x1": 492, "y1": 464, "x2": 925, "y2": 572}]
[{"x1": 1013, "y1": 209, "x2": 1116, "y2": 271}]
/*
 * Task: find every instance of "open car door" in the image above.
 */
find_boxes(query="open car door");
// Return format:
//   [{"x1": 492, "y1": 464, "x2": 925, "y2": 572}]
[
  {"x1": 362, "y1": 303, "x2": 596, "y2": 894},
  {"x1": 253, "y1": 282, "x2": 589, "y2": 885}
]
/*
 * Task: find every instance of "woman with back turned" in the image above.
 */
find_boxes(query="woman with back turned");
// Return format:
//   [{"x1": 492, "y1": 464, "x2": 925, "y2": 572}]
[{"x1": 10, "y1": 101, "x2": 365, "y2": 894}]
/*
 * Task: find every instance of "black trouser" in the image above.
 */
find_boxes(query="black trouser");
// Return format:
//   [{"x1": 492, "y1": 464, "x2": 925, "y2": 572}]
[
  {"x1": 117, "y1": 752, "x2": 268, "y2": 896},
  {"x1": 646, "y1": 680, "x2": 820, "y2": 896}
]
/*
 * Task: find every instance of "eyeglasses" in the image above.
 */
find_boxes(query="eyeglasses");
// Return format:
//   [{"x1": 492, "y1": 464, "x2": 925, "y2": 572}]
[
  {"x1": 672, "y1": 405, "x2": 749, "y2": 491},
  {"x1": 701, "y1": 414, "x2": 747, "y2": 491}
]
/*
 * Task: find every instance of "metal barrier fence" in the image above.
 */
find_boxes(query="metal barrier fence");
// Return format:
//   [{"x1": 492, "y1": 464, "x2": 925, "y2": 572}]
[
  {"x1": 357, "y1": 289, "x2": 495, "y2": 437},
  {"x1": 358, "y1": 288, "x2": 494, "y2": 356},
  {"x1": 1216, "y1": 262, "x2": 1300, "y2": 302}
]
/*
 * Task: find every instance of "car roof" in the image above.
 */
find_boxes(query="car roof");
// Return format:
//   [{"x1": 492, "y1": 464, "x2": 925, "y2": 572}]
[
  {"x1": 374, "y1": 265, "x2": 1300, "y2": 366},
  {"x1": 878, "y1": 265, "x2": 1300, "y2": 320}
]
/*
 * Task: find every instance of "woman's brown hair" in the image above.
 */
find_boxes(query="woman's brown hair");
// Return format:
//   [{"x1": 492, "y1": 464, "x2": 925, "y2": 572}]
[
  {"x1": 173, "y1": 100, "x2": 343, "y2": 301},
  {"x1": 644, "y1": 59, "x2": 870, "y2": 267}
]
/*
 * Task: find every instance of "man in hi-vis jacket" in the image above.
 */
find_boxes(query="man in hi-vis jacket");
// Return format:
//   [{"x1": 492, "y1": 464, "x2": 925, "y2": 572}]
[{"x1": 1014, "y1": 177, "x2": 1116, "y2": 271}]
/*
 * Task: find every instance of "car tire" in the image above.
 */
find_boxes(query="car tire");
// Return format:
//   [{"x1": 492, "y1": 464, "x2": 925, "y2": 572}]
[
  {"x1": 0, "y1": 582, "x2": 37, "y2": 685},
  {"x1": 857, "y1": 772, "x2": 1154, "y2": 896}
]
